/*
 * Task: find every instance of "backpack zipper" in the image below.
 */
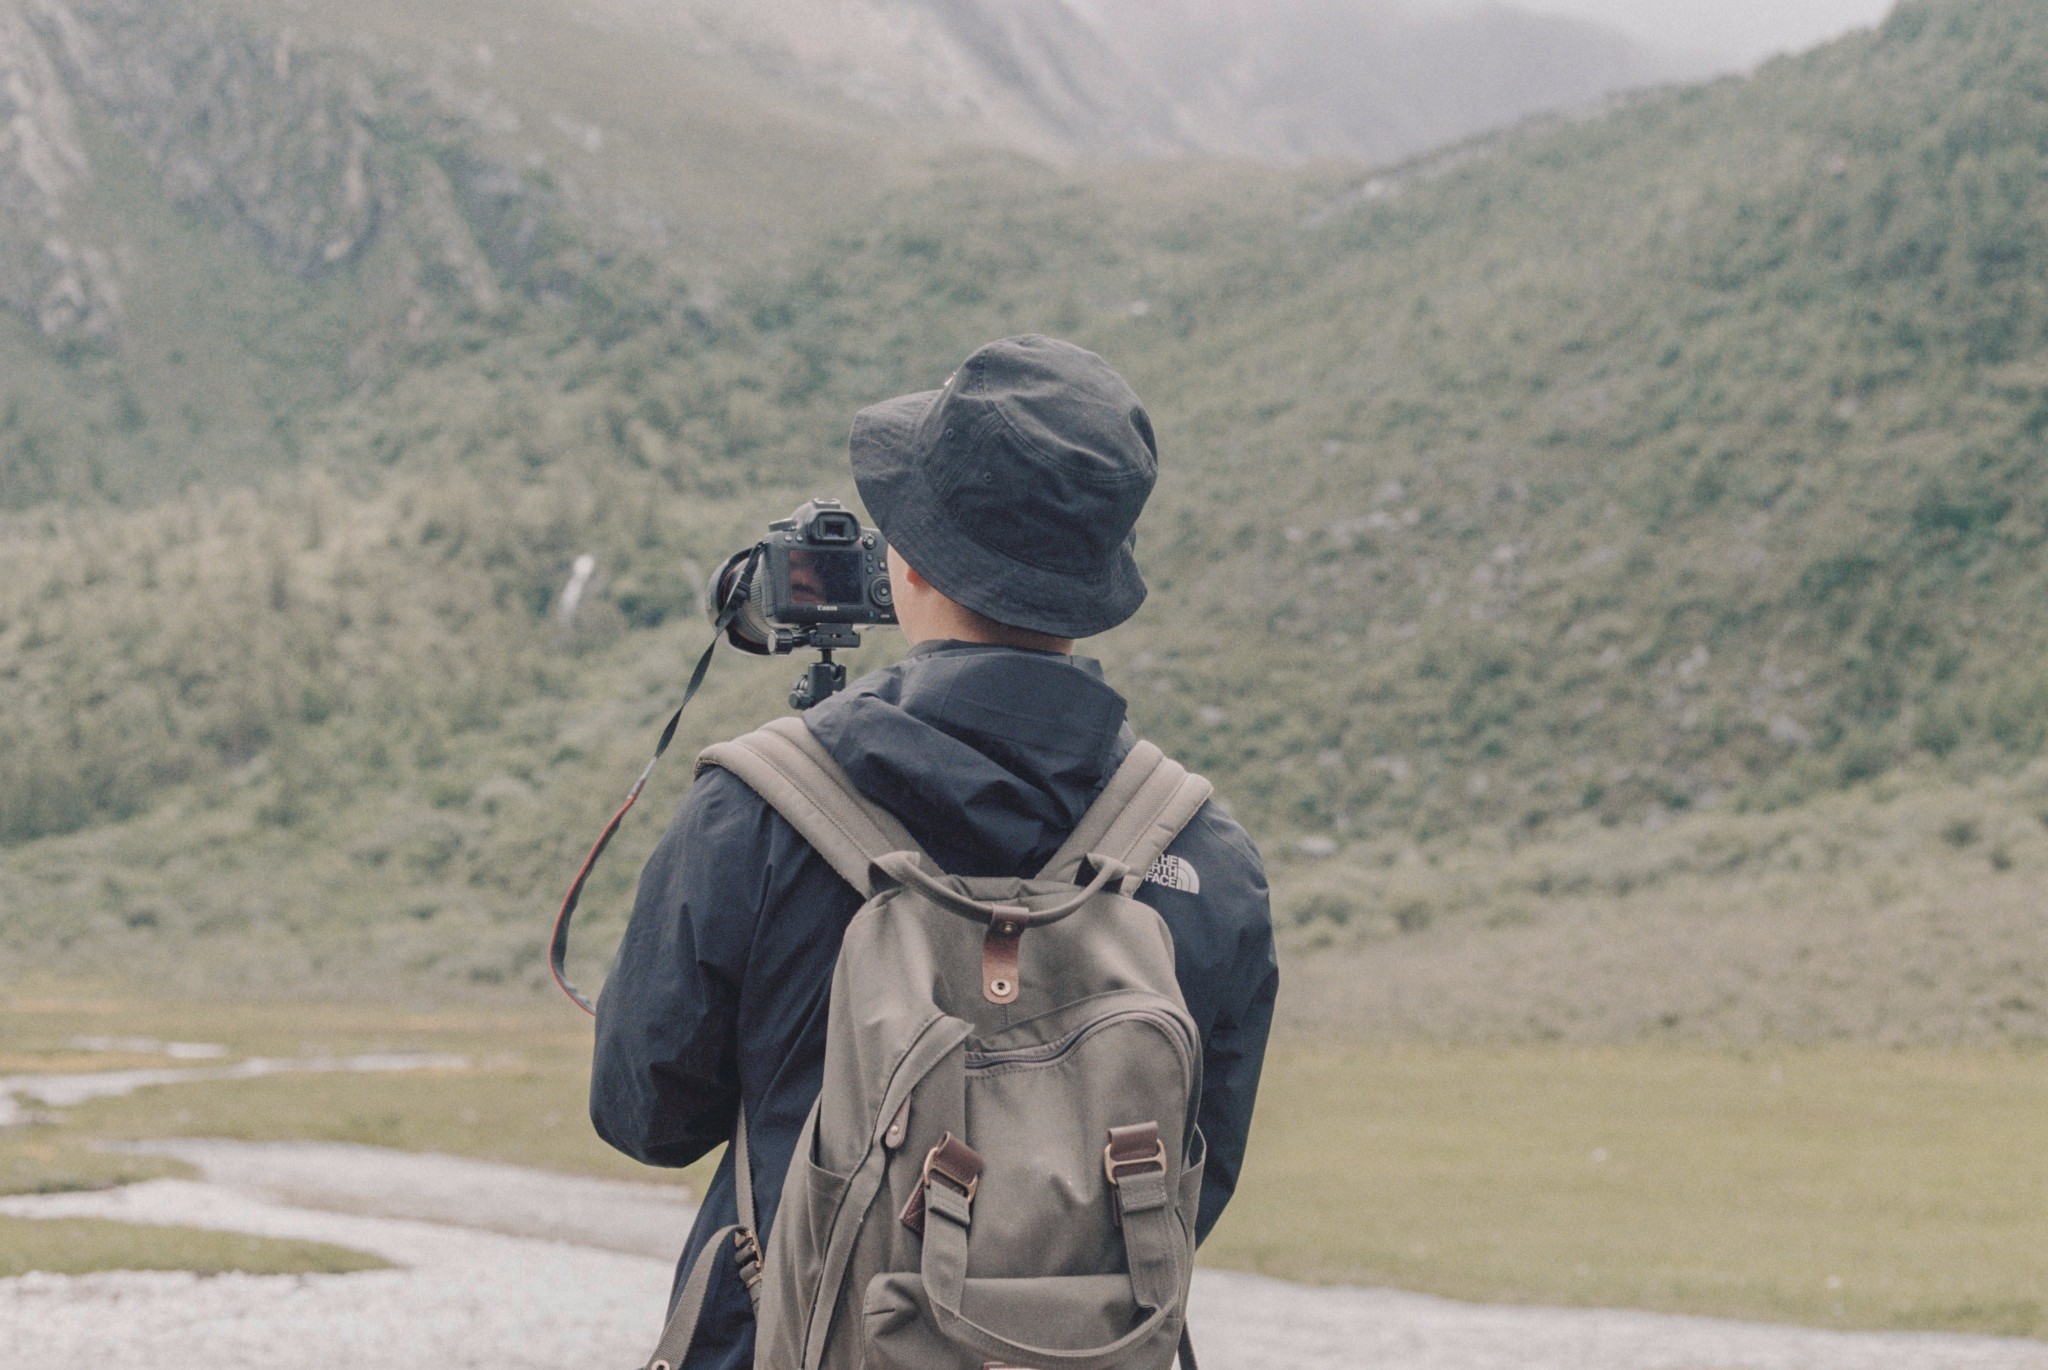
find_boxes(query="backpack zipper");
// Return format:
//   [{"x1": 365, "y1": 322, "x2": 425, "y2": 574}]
[{"x1": 964, "y1": 1007, "x2": 1193, "y2": 1085}]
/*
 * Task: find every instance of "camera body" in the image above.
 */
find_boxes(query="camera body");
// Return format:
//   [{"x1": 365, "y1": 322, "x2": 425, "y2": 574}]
[{"x1": 709, "y1": 499, "x2": 896, "y2": 658}]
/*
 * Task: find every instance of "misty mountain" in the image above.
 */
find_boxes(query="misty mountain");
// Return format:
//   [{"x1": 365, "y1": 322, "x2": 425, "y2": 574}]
[
  {"x1": 0, "y1": 0, "x2": 1687, "y2": 501},
  {"x1": 679, "y1": 0, "x2": 1692, "y2": 163},
  {"x1": 1070, "y1": 0, "x2": 1695, "y2": 163}
]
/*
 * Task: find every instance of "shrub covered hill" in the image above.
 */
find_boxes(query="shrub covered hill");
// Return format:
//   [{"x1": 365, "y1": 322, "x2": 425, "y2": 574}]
[{"x1": 6, "y1": 0, "x2": 2048, "y2": 1040}]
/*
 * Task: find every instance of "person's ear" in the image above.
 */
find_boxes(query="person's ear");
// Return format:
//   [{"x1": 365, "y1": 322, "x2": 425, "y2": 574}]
[{"x1": 889, "y1": 546, "x2": 932, "y2": 590}]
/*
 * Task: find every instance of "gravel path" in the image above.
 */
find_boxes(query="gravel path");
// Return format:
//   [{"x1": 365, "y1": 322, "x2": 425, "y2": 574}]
[
  {"x1": 0, "y1": 1054, "x2": 468, "y2": 1126},
  {"x1": 111, "y1": 1138, "x2": 696, "y2": 1256},
  {"x1": 4, "y1": 1141, "x2": 2045, "y2": 1370}
]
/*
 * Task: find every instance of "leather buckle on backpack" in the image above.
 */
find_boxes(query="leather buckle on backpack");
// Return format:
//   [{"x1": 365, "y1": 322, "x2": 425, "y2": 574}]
[
  {"x1": 1104, "y1": 1124, "x2": 1167, "y2": 1186},
  {"x1": 902, "y1": 1131, "x2": 984, "y2": 1235},
  {"x1": 923, "y1": 1132, "x2": 984, "y2": 1203},
  {"x1": 1104, "y1": 1122, "x2": 1167, "y2": 1227}
]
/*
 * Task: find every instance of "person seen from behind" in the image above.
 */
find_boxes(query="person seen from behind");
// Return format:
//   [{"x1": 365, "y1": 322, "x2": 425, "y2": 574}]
[{"x1": 591, "y1": 334, "x2": 1279, "y2": 1369}]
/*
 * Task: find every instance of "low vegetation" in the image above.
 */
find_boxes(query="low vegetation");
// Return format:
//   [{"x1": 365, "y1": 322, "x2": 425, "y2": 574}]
[
  {"x1": 0, "y1": 990, "x2": 702, "y2": 1195},
  {"x1": 1272, "y1": 762, "x2": 2048, "y2": 1043},
  {"x1": 0, "y1": 1215, "x2": 388, "y2": 1279},
  {"x1": 1210, "y1": 1040, "x2": 2048, "y2": 1339}
]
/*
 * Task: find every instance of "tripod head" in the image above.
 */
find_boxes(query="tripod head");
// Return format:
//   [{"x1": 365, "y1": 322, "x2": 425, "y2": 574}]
[{"x1": 775, "y1": 622, "x2": 862, "y2": 709}]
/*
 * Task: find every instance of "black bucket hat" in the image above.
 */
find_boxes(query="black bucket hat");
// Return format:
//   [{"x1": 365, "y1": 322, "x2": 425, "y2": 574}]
[{"x1": 849, "y1": 335, "x2": 1157, "y2": 640}]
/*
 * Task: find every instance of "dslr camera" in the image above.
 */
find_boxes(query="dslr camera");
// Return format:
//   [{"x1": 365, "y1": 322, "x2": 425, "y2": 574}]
[{"x1": 707, "y1": 498, "x2": 897, "y2": 707}]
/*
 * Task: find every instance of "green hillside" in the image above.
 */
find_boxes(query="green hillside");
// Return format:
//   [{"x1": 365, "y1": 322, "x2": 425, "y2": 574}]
[
  {"x1": 189, "y1": 0, "x2": 922, "y2": 265},
  {"x1": 0, "y1": 0, "x2": 930, "y2": 508},
  {"x1": 7, "y1": 0, "x2": 2048, "y2": 1038}
]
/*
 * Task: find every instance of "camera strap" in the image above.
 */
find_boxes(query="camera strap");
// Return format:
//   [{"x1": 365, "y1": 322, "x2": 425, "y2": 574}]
[{"x1": 549, "y1": 547, "x2": 762, "y2": 1015}]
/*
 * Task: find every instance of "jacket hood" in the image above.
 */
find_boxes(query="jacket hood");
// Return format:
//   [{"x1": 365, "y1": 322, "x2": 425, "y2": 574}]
[{"x1": 801, "y1": 641, "x2": 1131, "y2": 877}]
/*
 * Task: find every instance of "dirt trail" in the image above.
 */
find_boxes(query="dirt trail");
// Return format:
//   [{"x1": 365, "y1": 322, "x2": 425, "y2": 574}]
[
  {"x1": 0, "y1": 1054, "x2": 468, "y2": 1127},
  {"x1": 3, "y1": 1141, "x2": 2045, "y2": 1370}
]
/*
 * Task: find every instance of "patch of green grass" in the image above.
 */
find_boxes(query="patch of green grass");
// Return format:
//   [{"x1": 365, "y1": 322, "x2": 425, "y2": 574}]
[
  {"x1": 1203, "y1": 1040, "x2": 2048, "y2": 1339},
  {"x1": 0, "y1": 990, "x2": 710, "y2": 1190},
  {"x1": 0, "y1": 1137, "x2": 189, "y2": 1197},
  {"x1": 69, "y1": 1056, "x2": 667, "y2": 1181},
  {"x1": 0, "y1": 1215, "x2": 387, "y2": 1278}
]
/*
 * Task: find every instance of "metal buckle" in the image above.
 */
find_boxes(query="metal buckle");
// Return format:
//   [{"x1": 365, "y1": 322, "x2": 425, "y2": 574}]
[
  {"x1": 732, "y1": 1227, "x2": 764, "y2": 1291},
  {"x1": 923, "y1": 1145, "x2": 980, "y2": 1205},
  {"x1": 1104, "y1": 1138, "x2": 1168, "y2": 1187}
]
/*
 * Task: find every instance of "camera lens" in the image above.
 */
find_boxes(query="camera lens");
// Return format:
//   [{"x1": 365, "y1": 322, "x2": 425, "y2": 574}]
[{"x1": 706, "y1": 547, "x2": 774, "y2": 654}]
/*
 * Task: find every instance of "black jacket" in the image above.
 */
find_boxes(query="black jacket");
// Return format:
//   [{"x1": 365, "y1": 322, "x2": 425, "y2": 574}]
[{"x1": 590, "y1": 642, "x2": 1278, "y2": 1370}]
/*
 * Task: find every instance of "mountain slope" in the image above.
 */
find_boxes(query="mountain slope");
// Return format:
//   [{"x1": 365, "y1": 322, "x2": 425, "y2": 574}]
[
  {"x1": 0, "y1": 0, "x2": 1685, "y2": 507},
  {"x1": 651, "y1": 0, "x2": 2048, "y2": 840},
  {"x1": 6, "y1": 0, "x2": 2048, "y2": 1036},
  {"x1": 0, "y1": 0, "x2": 678, "y2": 504}
]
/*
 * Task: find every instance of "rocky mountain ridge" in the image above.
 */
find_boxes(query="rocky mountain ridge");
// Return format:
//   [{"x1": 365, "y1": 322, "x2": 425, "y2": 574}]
[
  {"x1": 0, "y1": 0, "x2": 587, "y2": 350},
  {"x1": 0, "y1": 0, "x2": 114, "y2": 340},
  {"x1": 0, "y1": 0, "x2": 1688, "y2": 350}
]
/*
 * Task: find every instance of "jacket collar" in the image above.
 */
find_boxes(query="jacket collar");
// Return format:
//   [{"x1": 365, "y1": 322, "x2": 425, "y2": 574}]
[{"x1": 801, "y1": 642, "x2": 1129, "y2": 876}]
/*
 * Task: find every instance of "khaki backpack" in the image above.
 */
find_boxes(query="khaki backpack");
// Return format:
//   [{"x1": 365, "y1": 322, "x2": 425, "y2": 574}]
[{"x1": 640, "y1": 716, "x2": 1213, "y2": 1370}]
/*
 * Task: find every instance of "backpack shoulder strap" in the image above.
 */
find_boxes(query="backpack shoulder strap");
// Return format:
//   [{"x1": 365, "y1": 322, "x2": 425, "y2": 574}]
[
  {"x1": 1037, "y1": 741, "x2": 1214, "y2": 894},
  {"x1": 696, "y1": 716, "x2": 927, "y2": 894},
  {"x1": 639, "y1": 1113, "x2": 763, "y2": 1370}
]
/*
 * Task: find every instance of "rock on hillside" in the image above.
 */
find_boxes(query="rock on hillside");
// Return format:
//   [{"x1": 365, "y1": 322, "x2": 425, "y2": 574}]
[
  {"x1": 683, "y1": 0, "x2": 1189, "y2": 158},
  {"x1": 0, "y1": 0, "x2": 116, "y2": 340},
  {"x1": 0, "y1": 0, "x2": 589, "y2": 348},
  {"x1": 33, "y1": 0, "x2": 383, "y2": 279}
]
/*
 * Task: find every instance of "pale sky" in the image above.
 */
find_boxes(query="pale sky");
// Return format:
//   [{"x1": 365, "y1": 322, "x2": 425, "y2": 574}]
[{"x1": 1503, "y1": 0, "x2": 1899, "y2": 67}]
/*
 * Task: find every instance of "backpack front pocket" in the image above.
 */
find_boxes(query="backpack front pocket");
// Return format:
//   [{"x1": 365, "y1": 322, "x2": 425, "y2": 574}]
[
  {"x1": 862, "y1": 1272, "x2": 1182, "y2": 1370},
  {"x1": 959, "y1": 1000, "x2": 1196, "y2": 1283}
]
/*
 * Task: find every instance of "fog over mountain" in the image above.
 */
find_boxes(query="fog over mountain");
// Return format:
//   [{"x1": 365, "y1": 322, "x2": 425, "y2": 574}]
[
  {"x1": 1507, "y1": 0, "x2": 1897, "y2": 69},
  {"x1": 1066, "y1": 0, "x2": 1699, "y2": 162},
  {"x1": 562, "y1": 0, "x2": 1696, "y2": 164}
]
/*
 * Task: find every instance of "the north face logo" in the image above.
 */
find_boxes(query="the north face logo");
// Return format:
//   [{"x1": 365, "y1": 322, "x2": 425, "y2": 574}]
[{"x1": 1144, "y1": 854, "x2": 1200, "y2": 894}]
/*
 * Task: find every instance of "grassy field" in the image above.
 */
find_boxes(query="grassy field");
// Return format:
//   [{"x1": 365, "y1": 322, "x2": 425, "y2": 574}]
[
  {"x1": 1269, "y1": 763, "x2": 2048, "y2": 1045},
  {"x1": 1207, "y1": 1041, "x2": 2048, "y2": 1339},
  {"x1": 0, "y1": 990, "x2": 712, "y2": 1199},
  {"x1": 0, "y1": 1216, "x2": 387, "y2": 1279},
  {"x1": 0, "y1": 991, "x2": 695, "y2": 1279},
  {"x1": 3, "y1": 989, "x2": 2044, "y2": 1338}
]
